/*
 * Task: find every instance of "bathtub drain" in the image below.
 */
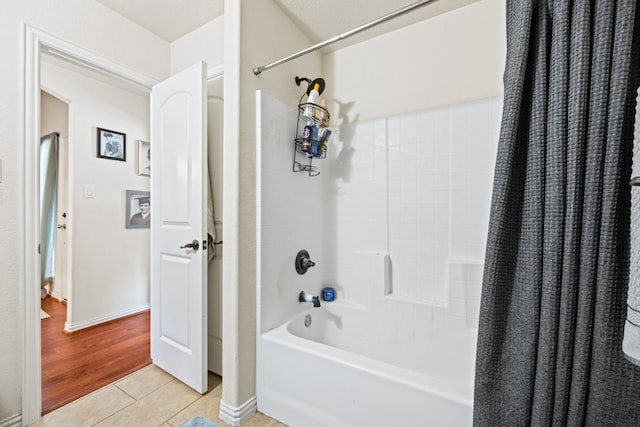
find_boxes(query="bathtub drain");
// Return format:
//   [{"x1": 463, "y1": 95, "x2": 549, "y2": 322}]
[{"x1": 304, "y1": 314, "x2": 312, "y2": 327}]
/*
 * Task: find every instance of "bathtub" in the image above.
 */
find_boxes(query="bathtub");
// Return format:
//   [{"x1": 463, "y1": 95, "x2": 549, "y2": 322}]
[{"x1": 257, "y1": 300, "x2": 475, "y2": 427}]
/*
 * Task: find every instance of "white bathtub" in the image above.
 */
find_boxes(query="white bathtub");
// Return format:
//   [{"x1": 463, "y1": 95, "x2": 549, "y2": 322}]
[{"x1": 257, "y1": 300, "x2": 474, "y2": 427}]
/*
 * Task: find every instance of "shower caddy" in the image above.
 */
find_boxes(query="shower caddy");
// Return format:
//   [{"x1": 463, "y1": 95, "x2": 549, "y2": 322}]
[{"x1": 293, "y1": 76, "x2": 331, "y2": 177}]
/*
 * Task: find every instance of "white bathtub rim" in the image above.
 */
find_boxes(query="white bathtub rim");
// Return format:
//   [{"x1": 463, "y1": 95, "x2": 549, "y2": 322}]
[{"x1": 262, "y1": 317, "x2": 474, "y2": 408}]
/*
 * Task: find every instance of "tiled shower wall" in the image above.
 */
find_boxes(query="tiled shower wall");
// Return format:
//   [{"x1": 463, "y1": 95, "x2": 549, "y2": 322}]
[
  {"x1": 327, "y1": 97, "x2": 502, "y2": 307},
  {"x1": 259, "y1": 91, "x2": 502, "y2": 334}
]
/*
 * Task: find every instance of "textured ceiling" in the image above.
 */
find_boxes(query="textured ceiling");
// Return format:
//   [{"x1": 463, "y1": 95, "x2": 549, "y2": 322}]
[
  {"x1": 94, "y1": 0, "x2": 224, "y2": 42},
  {"x1": 94, "y1": 0, "x2": 477, "y2": 47}
]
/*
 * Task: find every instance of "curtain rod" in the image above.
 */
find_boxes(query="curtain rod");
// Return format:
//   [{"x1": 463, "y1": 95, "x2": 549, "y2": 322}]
[{"x1": 252, "y1": 0, "x2": 440, "y2": 75}]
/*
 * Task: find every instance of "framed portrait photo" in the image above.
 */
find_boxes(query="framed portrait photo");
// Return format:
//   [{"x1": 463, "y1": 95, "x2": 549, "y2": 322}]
[
  {"x1": 97, "y1": 127, "x2": 126, "y2": 161},
  {"x1": 125, "y1": 190, "x2": 150, "y2": 229},
  {"x1": 138, "y1": 140, "x2": 151, "y2": 176}
]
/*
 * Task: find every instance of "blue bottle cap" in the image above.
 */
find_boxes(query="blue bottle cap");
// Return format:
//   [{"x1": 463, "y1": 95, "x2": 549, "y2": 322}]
[{"x1": 322, "y1": 287, "x2": 335, "y2": 302}]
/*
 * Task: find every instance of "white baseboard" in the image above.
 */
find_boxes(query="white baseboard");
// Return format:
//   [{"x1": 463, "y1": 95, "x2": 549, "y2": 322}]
[
  {"x1": 64, "y1": 303, "x2": 150, "y2": 332},
  {"x1": 0, "y1": 413, "x2": 21, "y2": 427},
  {"x1": 219, "y1": 396, "x2": 257, "y2": 426}
]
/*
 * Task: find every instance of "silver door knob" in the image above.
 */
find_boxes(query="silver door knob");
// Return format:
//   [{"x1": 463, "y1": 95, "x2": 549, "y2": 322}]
[
  {"x1": 180, "y1": 240, "x2": 200, "y2": 251},
  {"x1": 57, "y1": 224, "x2": 66, "y2": 229}
]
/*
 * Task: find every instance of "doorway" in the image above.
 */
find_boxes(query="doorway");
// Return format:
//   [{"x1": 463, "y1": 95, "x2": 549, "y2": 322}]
[
  {"x1": 21, "y1": 25, "x2": 160, "y2": 423},
  {"x1": 40, "y1": 90, "x2": 69, "y2": 304},
  {"x1": 39, "y1": 56, "x2": 154, "y2": 413},
  {"x1": 25, "y1": 27, "x2": 225, "y2": 422}
]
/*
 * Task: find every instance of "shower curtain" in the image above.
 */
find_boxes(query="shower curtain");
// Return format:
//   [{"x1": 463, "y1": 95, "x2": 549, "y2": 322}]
[
  {"x1": 40, "y1": 132, "x2": 59, "y2": 292},
  {"x1": 474, "y1": 1, "x2": 640, "y2": 426}
]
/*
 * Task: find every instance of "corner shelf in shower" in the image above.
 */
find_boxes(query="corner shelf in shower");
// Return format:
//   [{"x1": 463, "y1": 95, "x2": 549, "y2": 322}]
[{"x1": 293, "y1": 102, "x2": 330, "y2": 177}]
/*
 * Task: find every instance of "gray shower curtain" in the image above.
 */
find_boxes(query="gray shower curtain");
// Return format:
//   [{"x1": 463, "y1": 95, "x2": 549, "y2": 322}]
[{"x1": 474, "y1": 1, "x2": 640, "y2": 426}]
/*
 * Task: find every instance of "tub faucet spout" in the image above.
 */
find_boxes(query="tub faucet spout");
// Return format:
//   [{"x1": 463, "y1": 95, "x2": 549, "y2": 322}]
[{"x1": 299, "y1": 291, "x2": 321, "y2": 308}]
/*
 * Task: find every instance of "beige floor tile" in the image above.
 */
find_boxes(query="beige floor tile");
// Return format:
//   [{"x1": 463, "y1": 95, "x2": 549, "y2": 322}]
[
  {"x1": 31, "y1": 365, "x2": 285, "y2": 427},
  {"x1": 35, "y1": 385, "x2": 135, "y2": 427},
  {"x1": 115, "y1": 363, "x2": 174, "y2": 400},
  {"x1": 95, "y1": 380, "x2": 200, "y2": 427},
  {"x1": 166, "y1": 385, "x2": 230, "y2": 427},
  {"x1": 243, "y1": 412, "x2": 289, "y2": 427}
]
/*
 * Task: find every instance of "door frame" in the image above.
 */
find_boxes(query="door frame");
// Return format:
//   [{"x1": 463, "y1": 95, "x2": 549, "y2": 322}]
[
  {"x1": 21, "y1": 22, "x2": 225, "y2": 424},
  {"x1": 20, "y1": 23, "x2": 158, "y2": 424}
]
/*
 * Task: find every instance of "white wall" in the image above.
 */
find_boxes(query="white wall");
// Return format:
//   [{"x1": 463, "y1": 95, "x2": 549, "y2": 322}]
[
  {"x1": 171, "y1": 15, "x2": 224, "y2": 74},
  {"x1": 42, "y1": 60, "x2": 151, "y2": 328},
  {"x1": 41, "y1": 91, "x2": 69, "y2": 138},
  {"x1": 0, "y1": 1, "x2": 168, "y2": 420},
  {"x1": 322, "y1": 0, "x2": 506, "y2": 122},
  {"x1": 223, "y1": 0, "x2": 323, "y2": 415}
]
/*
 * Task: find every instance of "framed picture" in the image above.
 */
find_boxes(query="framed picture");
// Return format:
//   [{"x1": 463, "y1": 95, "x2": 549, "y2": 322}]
[
  {"x1": 125, "y1": 190, "x2": 150, "y2": 229},
  {"x1": 138, "y1": 140, "x2": 151, "y2": 176},
  {"x1": 97, "y1": 127, "x2": 126, "y2": 161}
]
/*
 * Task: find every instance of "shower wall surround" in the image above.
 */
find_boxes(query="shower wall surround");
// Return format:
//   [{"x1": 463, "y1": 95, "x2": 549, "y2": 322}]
[
  {"x1": 257, "y1": 91, "x2": 326, "y2": 334},
  {"x1": 326, "y1": 98, "x2": 501, "y2": 307},
  {"x1": 258, "y1": 91, "x2": 501, "y2": 333}
]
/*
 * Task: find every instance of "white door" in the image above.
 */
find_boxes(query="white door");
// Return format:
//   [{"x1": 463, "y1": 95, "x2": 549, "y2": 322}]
[{"x1": 150, "y1": 62, "x2": 208, "y2": 393}]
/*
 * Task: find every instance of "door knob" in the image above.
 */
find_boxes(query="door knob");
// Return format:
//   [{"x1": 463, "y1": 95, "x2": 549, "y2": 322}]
[
  {"x1": 180, "y1": 239, "x2": 200, "y2": 251},
  {"x1": 57, "y1": 224, "x2": 66, "y2": 229}
]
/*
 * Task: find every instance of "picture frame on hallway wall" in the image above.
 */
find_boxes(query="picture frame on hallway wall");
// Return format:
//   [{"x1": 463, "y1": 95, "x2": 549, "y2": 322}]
[
  {"x1": 125, "y1": 190, "x2": 150, "y2": 229},
  {"x1": 97, "y1": 127, "x2": 126, "y2": 161},
  {"x1": 138, "y1": 140, "x2": 151, "y2": 176}
]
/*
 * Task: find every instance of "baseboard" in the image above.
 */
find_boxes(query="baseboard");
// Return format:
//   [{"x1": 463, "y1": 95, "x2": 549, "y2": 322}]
[
  {"x1": 50, "y1": 293, "x2": 65, "y2": 302},
  {"x1": 0, "y1": 413, "x2": 21, "y2": 427},
  {"x1": 64, "y1": 303, "x2": 150, "y2": 333},
  {"x1": 219, "y1": 396, "x2": 257, "y2": 426}
]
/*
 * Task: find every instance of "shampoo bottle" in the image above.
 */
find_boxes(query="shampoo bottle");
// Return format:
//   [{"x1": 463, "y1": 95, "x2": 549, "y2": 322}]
[
  {"x1": 304, "y1": 83, "x2": 320, "y2": 119},
  {"x1": 302, "y1": 122, "x2": 313, "y2": 152},
  {"x1": 308, "y1": 123, "x2": 319, "y2": 157}
]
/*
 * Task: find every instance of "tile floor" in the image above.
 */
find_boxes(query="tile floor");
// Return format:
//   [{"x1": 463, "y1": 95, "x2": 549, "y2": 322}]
[{"x1": 31, "y1": 365, "x2": 287, "y2": 427}]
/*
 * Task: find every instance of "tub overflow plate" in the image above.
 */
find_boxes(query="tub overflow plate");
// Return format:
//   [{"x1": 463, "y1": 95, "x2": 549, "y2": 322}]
[{"x1": 304, "y1": 314, "x2": 312, "y2": 327}]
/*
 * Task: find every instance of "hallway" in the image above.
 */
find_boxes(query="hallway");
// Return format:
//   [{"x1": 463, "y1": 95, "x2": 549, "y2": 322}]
[{"x1": 41, "y1": 297, "x2": 151, "y2": 414}]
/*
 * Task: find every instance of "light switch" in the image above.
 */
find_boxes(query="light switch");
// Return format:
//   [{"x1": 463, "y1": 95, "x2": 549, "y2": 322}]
[{"x1": 83, "y1": 185, "x2": 95, "y2": 199}]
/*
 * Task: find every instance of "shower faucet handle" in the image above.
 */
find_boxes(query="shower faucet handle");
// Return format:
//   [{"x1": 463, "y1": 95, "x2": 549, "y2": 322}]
[{"x1": 295, "y1": 249, "x2": 315, "y2": 275}]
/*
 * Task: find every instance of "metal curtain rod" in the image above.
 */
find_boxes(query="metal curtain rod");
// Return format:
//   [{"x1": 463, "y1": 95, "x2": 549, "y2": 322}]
[{"x1": 252, "y1": 0, "x2": 440, "y2": 75}]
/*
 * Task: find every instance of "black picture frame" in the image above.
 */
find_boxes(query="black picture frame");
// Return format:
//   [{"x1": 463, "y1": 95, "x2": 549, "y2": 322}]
[
  {"x1": 125, "y1": 190, "x2": 150, "y2": 229},
  {"x1": 97, "y1": 127, "x2": 126, "y2": 161}
]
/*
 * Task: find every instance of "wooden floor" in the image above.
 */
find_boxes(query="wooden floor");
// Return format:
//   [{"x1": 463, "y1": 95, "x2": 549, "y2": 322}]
[{"x1": 41, "y1": 297, "x2": 151, "y2": 415}]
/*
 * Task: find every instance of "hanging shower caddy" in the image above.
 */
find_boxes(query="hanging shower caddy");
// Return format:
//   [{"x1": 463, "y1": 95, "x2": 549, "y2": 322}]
[{"x1": 293, "y1": 76, "x2": 331, "y2": 176}]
